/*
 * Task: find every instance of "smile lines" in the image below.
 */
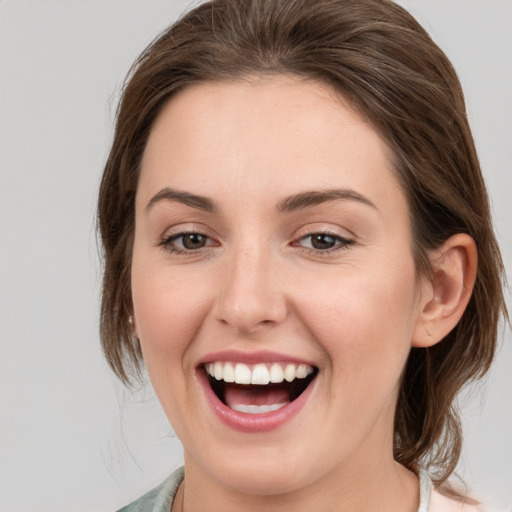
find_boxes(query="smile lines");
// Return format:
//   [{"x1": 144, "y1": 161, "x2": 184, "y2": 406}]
[{"x1": 205, "y1": 362, "x2": 314, "y2": 385}]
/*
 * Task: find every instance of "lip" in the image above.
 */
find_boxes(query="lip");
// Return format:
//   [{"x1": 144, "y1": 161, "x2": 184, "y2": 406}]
[
  {"x1": 199, "y1": 349, "x2": 316, "y2": 366},
  {"x1": 197, "y1": 353, "x2": 318, "y2": 433}
]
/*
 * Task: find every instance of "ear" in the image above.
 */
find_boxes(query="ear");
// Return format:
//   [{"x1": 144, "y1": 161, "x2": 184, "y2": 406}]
[
  {"x1": 129, "y1": 312, "x2": 139, "y2": 339},
  {"x1": 412, "y1": 233, "x2": 477, "y2": 348}
]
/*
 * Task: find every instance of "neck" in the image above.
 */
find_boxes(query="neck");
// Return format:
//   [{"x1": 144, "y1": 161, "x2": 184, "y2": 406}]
[{"x1": 179, "y1": 451, "x2": 419, "y2": 512}]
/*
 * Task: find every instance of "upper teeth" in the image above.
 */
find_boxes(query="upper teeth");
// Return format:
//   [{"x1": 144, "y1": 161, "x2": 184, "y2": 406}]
[{"x1": 205, "y1": 362, "x2": 314, "y2": 385}]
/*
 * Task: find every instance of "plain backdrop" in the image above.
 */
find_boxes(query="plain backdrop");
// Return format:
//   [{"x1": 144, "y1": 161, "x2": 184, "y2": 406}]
[{"x1": 0, "y1": 1, "x2": 511, "y2": 511}]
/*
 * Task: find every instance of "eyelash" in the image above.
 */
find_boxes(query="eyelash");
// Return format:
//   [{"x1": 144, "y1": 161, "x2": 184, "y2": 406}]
[
  {"x1": 158, "y1": 231, "x2": 216, "y2": 255},
  {"x1": 158, "y1": 230, "x2": 354, "y2": 255},
  {"x1": 293, "y1": 231, "x2": 354, "y2": 254}
]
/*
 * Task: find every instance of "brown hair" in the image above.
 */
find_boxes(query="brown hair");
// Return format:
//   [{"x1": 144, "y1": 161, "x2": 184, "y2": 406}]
[{"x1": 97, "y1": 0, "x2": 507, "y2": 485}]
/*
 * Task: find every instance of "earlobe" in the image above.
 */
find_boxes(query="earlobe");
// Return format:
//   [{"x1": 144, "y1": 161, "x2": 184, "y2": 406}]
[
  {"x1": 412, "y1": 234, "x2": 477, "y2": 348},
  {"x1": 129, "y1": 313, "x2": 139, "y2": 338}
]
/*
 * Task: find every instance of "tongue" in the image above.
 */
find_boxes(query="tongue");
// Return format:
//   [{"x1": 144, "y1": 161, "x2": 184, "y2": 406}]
[{"x1": 224, "y1": 384, "x2": 290, "y2": 408}]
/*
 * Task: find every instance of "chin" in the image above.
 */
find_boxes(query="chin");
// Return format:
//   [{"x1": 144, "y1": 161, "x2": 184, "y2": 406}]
[{"x1": 208, "y1": 457, "x2": 318, "y2": 496}]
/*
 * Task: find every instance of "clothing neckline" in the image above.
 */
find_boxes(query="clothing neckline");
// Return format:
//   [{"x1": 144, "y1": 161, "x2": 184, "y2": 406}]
[{"x1": 418, "y1": 467, "x2": 433, "y2": 512}]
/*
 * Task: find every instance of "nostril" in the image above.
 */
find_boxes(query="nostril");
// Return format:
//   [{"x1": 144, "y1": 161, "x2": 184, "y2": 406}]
[{"x1": 215, "y1": 301, "x2": 288, "y2": 333}]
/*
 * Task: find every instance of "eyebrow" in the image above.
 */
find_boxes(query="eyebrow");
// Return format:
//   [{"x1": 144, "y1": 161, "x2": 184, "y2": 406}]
[
  {"x1": 146, "y1": 187, "x2": 217, "y2": 213},
  {"x1": 276, "y1": 188, "x2": 377, "y2": 212},
  {"x1": 145, "y1": 186, "x2": 377, "y2": 214}
]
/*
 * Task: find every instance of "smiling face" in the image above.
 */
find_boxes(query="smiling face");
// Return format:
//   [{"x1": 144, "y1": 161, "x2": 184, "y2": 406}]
[{"x1": 131, "y1": 76, "x2": 427, "y2": 499}]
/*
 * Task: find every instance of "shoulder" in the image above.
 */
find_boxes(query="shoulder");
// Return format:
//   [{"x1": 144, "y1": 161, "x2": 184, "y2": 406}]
[
  {"x1": 117, "y1": 467, "x2": 184, "y2": 512},
  {"x1": 429, "y1": 487, "x2": 484, "y2": 512},
  {"x1": 418, "y1": 468, "x2": 484, "y2": 512}
]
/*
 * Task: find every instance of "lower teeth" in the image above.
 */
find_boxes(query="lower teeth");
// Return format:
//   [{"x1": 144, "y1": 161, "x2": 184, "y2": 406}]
[{"x1": 231, "y1": 402, "x2": 288, "y2": 414}]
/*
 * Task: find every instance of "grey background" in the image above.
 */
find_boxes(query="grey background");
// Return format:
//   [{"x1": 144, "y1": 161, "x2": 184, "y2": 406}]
[{"x1": 0, "y1": 1, "x2": 510, "y2": 511}]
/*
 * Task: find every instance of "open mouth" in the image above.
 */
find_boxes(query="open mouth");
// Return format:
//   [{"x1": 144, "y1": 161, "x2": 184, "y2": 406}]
[{"x1": 204, "y1": 362, "x2": 318, "y2": 414}]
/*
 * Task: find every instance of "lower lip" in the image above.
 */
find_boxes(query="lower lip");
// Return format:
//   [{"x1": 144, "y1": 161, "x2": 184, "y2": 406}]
[{"x1": 198, "y1": 370, "x2": 317, "y2": 433}]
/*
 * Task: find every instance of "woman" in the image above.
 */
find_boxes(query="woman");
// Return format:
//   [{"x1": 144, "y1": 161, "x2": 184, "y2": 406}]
[{"x1": 97, "y1": 0, "x2": 507, "y2": 510}]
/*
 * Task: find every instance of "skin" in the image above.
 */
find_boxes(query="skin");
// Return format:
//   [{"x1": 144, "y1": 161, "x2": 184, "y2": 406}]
[{"x1": 131, "y1": 76, "x2": 476, "y2": 512}]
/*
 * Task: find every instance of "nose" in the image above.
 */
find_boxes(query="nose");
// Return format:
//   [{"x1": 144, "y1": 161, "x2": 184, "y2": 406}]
[{"x1": 214, "y1": 245, "x2": 288, "y2": 335}]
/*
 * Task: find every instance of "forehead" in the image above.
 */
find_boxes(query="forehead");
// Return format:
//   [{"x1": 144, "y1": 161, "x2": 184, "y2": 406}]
[{"x1": 138, "y1": 76, "x2": 406, "y2": 217}]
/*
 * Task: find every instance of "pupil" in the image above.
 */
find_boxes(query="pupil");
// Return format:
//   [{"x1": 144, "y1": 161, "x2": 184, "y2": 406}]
[
  {"x1": 183, "y1": 233, "x2": 206, "y2": 249},
  {"x1": 312, "y1": 234, "x2": 335, "y2": 250}
]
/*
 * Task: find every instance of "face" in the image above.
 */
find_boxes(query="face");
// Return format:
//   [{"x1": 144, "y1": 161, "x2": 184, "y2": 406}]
[{"x1": 131, "y1": 76, "x2": 426, "y2": 496}]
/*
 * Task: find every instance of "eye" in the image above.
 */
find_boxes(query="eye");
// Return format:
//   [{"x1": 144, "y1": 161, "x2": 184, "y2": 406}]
[
  {"x1": 159, "y1": 231, "x2": 214, "y2": 253},
  {"x1": 178, "y1": 232, "x2": 208, "y2": 250},
  {"x1": 295, "y1": 232, "x2": 354, "y2": 252}
]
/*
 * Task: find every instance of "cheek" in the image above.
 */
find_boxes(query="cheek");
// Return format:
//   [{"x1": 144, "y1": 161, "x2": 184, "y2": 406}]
[
  {"x1": 130, "y1": 265, "x2": 213, "y2": 423},
  {"x1": 130, "y1": 255, "x2": 211, "y2": 377},
  {"x1": 293, "y1": 258, "x2": 419, "y2": 379}
]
